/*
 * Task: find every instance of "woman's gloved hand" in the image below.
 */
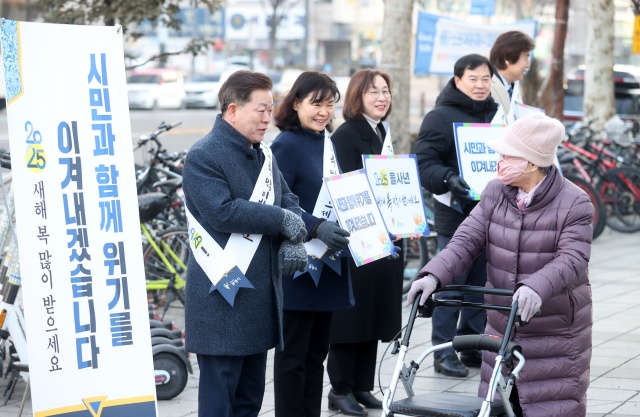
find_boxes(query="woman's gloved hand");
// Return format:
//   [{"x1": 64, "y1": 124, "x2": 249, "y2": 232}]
[
  {"x1": 278, "y1": 240, "x2": 308, "y2": 276},
  {"x1": 281, "y1": 209, "x2": 307, "y2": 243},
  {"x1": 406, "y1": 274, "x2": 438, "y2": 306},
  {"x1": 513, "y1": 285, "x2": 542, "y2": 322},
  {"x1": 316, "y1": 220, "x2": 350, "y2": 250}
]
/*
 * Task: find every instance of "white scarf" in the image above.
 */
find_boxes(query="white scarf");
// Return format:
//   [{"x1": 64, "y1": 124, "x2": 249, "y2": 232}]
[{"x1": 185, "y1": 145, "x2": 274, "y2": 306}]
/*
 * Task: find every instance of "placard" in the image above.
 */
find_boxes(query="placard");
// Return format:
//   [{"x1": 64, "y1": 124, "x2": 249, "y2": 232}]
[
  {"x1": 362, "y1": 154, "x2": 429, "y2": 238},
  {"x1": 323, "y1": 170, "x2": 395, "y2": 267},
  {"x1": 1, "y1": 20, "x2": 157, "y2": 416},
  {"x1": 453, "y1": 123, "x2": 505, "y2": 200}
]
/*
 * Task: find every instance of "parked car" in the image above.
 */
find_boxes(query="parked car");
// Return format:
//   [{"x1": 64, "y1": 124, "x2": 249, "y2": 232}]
[
  {"x1": 127, "y1": 68, "x2": 186, "y2": 110},
  {"x1": 184, "y1": 74, "x2": 221, "y2": 109},
  {"x1": 272, "y1": 68, "x2": 304, "y2": 105},
  {"x1": 564, "y1": 64, "x2": 640, "y2": 121}
]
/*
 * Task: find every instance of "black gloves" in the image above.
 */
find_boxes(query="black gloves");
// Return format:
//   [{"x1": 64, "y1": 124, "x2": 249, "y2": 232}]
[
  {"x1": 444, "y1": 173, "x2": 471, "y2": 198},
  {"x1": 281, "y1": 209, "x2": 307, "y2": 243},
  {"x1": 278, "y1": 240, "x2": 308, "y2": 275},
  {"x1": 316, "y1": 220, "x2": 351, "y2": 250}
]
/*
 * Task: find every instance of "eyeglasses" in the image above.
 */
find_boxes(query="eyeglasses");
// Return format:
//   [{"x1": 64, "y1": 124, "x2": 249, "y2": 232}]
[{"x1": 367, "y1": 90, "x2": 391, "y2": 98}]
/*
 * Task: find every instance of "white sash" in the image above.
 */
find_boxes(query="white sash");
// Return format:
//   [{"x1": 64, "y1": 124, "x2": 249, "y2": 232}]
[
  {"x1": 381, "y1": 122, "x2": 395, "y2": 155},
  {"x1": 305, "y1": 130, "x2": 339, "y2": 258},
  {"x1": 186, "y1": 146, "x2": 275, "y2": 286},
  {"x1": 491, "y1": 81, "x2": 523, "y2": 125}
]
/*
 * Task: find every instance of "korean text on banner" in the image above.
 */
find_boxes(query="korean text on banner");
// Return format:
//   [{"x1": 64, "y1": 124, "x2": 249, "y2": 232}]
[
  {"x1": 362, "y1": 155, "x2": 429, "y2": 238},
  {"x1": 0, "y1": 21, "x2": 157, "y2": 416},
  {"x1": 414, "y1": 12, "x2": 537, "y2": 75},
  {"x1": 453, "y1": 123, "x2": 506, "y2": 200},
  {"x1": 323, "y1": 170, "x2": 394, "y2": 267}
]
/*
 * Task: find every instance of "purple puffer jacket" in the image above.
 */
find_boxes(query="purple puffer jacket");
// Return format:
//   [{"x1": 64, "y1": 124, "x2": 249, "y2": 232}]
[{"x1": 419, "y1": 167, "x2": 593, "y2": 417}]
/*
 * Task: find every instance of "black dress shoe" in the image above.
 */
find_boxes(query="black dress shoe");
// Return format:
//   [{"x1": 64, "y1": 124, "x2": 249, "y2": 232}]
[
  {"x1": 460, "y1": 350, "x2": 482, "y2": 368},
  {"x1": 353, "y1": 391, "x2": 383, "y2": 409},
  {"x1": 434, "y1": 353, "x2": 469, "y2": 378},
  {"x1": 328, "y1": 389, "x2": 368, "y2": 416}
]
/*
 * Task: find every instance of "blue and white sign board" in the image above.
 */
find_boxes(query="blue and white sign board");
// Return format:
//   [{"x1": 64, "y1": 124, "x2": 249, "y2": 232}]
[
  {"x1": 362, "y1": 155, "x2": 429, "y2": 238},
  {"x1": 470, "y1": 0, "x2": 496, "y2": 16},
  {"x1": 0, "y1": 21, "x2": 157, "y2": 416},
  {"x1": 453, "y1": 123, "x2": 506, "y2": 200},
  {"x1": 324, "y1": 170, "x2": 395, "y2": 267},
  {"x1": 414, "y1": 13, "x2": 537, "y2": 75}
]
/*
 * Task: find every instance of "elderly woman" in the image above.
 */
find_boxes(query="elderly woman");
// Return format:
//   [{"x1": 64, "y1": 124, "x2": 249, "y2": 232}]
[{"x1": 408, "y1": 113, "x2": 593, "y2": 417}]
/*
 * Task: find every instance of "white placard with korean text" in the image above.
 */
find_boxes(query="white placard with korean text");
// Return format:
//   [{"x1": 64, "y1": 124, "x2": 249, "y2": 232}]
[
  {"x1": 453, "y1": 123, "x2": 506, "y2": 200},
  {"x1": 1, "y1": 21, "x2": 157, "y2": 416},
  {"x1": 362, "y1": 155, "x2": 430, "y2": 238},
  {"x1": 323, "y1": 170, "x2": 395, "y2": 267}
]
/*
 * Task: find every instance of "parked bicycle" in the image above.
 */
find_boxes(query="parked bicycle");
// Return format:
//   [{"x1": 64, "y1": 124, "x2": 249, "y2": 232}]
[
  {"x1": 138, "y1": 193, "x2": 189, "y2": 320},
  {"x1": 561, "y1": 121, "x2": 640, "y2": 233},
  {"x1": 135, "y1": 121, "x2": 188, "y2": 229}
]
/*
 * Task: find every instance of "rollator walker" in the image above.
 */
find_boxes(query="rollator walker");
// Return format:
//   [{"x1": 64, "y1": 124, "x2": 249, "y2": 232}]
[{"x1": 381, "y1": 285, "x2": 526, "y2": 417}]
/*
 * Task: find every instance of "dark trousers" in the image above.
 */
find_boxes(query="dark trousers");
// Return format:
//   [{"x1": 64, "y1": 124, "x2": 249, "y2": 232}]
[
  {"x1": 196, "y1": 351, "x2": 267, "y2": 417},
  {"x1": 327, "y1": 339, "x2": 378, "y2": 394},
  {"x1": 432, "y1": 234, "x2": 487, "y2": 359},
  {"x1": 274, "y1": 310, "x2": 333, "y2": 417}
]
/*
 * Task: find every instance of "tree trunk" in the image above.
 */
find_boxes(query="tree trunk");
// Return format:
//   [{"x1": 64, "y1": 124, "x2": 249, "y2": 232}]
[
  {"x1": 583, "y1": 0, "x2": 615, "y2": 130},
  {"x1": 380, "y1": 0, "x2": 413, "y2": 154},
  {"x1": 540, "y1": 0, "x2": 569, "y2": 120}
]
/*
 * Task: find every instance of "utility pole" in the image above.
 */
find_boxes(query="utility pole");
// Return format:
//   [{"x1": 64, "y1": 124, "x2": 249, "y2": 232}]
[{"x1": 540, "y1": 0, "x2": 569, "y2": 120}]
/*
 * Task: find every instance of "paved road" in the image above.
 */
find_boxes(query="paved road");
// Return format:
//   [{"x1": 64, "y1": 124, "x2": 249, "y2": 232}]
[{"x1": 0, "y1": 228, "x2": 637, "y2": 416}]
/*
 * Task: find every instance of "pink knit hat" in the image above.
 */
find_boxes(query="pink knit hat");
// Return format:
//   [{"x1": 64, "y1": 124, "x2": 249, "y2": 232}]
[{"x1": 487, "y1": 113, "x2": 565, "y2": 167}]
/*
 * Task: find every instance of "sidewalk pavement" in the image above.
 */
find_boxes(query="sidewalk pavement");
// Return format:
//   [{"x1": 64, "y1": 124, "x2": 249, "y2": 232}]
[{"x1": 0, "y1": 227, "x2": 637, "y2": 416}]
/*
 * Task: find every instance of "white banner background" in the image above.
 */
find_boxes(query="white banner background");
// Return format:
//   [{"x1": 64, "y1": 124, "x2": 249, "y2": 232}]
[{"x1": 1, "y1": 21, "x2": 157, "y2": 416}]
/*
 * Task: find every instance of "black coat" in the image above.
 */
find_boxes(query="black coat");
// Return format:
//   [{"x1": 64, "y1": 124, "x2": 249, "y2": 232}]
[
  {"x1": 413, "y1": 78, "x2": 498, "y2": 236},
  {"x1": 329, "y1": 118, "x2": 404, "y2": 343}
]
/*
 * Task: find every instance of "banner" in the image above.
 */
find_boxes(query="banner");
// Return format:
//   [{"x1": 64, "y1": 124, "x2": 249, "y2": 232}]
[
  {"x1": 362, "y1": 155, "x2": 429, "y2": 238},
  {"x1": 1, "y1": 21, "x2": 157, "y2": 416},
  {"x1": 453, "y1": 123, "x2": 505, "y2": 200},
  {"x1": 414, "y1": 13, "x2": 537, "y2": 75},
  {"x1": 324, "y1": 170, "x2": 395, "y2": 267}
]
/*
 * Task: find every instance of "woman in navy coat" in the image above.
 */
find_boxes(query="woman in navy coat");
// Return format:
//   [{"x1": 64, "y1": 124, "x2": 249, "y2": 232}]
[{"x1": 270, "y1": 71, "x2": 354, "y2": 417}]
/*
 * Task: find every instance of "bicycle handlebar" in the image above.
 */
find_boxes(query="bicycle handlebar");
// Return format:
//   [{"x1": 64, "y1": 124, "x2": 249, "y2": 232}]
[{"x1": 135, "y1": 121, "x2": 183, "y2": 148}]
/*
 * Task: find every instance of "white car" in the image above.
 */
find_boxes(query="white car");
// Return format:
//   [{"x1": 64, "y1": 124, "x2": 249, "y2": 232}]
[
  {"x1": 127, "y1": 69, "x2": 186, "y2": 110},
  {"x1": 184, "y1": 74, "x2": 221, "y2": 109}
]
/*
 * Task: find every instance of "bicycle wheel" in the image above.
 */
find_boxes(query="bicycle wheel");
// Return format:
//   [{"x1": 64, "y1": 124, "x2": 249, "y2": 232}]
[
  {"x1": 564, "y1": 174, "x2": 606, "y2": 239},
  {"x1": 143, "y1": 227, "x2": 189, "y2": 309},
  {"x1": 402, "y1": 234, "x2": 438, "y2": 294},
  {"x1": 596, "y1": 167, "x2": 640, "y2": 233}
]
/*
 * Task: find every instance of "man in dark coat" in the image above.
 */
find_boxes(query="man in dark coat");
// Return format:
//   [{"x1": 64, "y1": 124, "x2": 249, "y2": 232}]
[
  {"x1": 413, "y1": 54, "x2": 498, "y2": 377},
  {"x1": 182, "y1": 71, "x2": 308, "y2": 417}
]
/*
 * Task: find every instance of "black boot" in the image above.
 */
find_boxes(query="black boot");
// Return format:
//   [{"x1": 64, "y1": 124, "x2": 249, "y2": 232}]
[
  {"x1": 328, "y1": 389, "x2": 368, "y2": 416},
  {"x1": 353, "y1": 391, "x2": 383, "y2": 409},
  {"x1": 460, "y1": 350, "x2": 482, "y2": 368},
  {"x1": 434, "y1": 353, "x2": 469, "y2": 377}
]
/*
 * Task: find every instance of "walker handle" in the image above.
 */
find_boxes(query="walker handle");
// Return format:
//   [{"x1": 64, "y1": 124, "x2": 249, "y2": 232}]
[{"x1": 452, "y1": 334, "x2": 521, "y2": 355}]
